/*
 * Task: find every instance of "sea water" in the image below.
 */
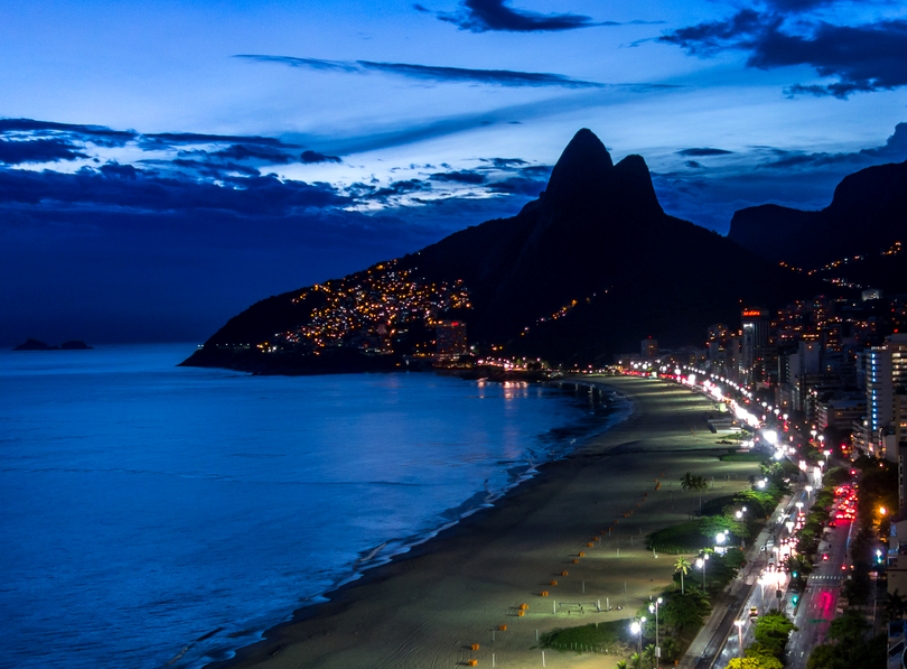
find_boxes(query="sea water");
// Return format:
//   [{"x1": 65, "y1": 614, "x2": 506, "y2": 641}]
[{"x1": 0, "y1": 344, "x2": 620, "y2": 669}]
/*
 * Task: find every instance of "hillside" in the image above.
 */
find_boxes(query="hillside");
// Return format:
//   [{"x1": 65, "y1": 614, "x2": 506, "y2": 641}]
[{"x1": 183, "y1": 129, "x2": 820, "y2": 372}]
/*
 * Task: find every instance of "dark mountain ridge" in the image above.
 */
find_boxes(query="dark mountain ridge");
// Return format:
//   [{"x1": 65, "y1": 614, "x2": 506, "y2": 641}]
[
  {"x1": 184, "y1": 129, "x2": 819, "y2": 372},
  {"x1": 728, "y1": 160, "x2": 907, "y2": 268}
]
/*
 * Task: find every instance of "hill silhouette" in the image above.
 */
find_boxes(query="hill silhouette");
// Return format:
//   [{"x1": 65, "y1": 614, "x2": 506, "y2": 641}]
[
  {"x1": 729, "y1": 160, "x2": 907, "y2": 270},
  {"x1": 184, "y1": 129, "x2": 819, "y2": 372}
]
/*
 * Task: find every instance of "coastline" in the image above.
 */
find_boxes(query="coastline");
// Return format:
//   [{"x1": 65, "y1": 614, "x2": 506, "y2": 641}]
[{"x1": 208, "y1": 376, "x2": 762, "y2": 669}]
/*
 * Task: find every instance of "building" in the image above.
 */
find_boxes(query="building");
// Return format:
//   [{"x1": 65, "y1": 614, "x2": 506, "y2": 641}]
[
  {"x1": 867, "y1": 334, "x2": 907, "y2": 457},
  {"x1": 435, "y1": 320, "x2": 467, "y2": 359},
  {"x1": 741, "y1": 307, "x2": 771, "y2": 383},
  {"x1": 641, "y1": 337, "x2": 658, "y2": 359},
  {"x1": 816, "y1": 397, "x2": 866, "y2": 432}
]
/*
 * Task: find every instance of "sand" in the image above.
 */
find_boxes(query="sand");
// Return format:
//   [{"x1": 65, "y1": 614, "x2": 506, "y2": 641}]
[{"x1": 214, "y1": 376, "x2": 762, "y2": 669}]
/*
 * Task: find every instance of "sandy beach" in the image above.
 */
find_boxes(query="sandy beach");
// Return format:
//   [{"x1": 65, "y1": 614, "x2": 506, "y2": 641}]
[{"x1": 215, "y1": 376, "x2": 762, "y2": 669}]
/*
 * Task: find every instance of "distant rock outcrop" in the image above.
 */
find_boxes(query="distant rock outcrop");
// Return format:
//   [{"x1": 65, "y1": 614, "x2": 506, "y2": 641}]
[
  {"x1": 184, "y1": 128, "x2": 819, "y2": 372},
  {"x1": 728, "y1": 160, "x2": 907, "y2": 268},
  {"x1": 13, "y1": 338, "x2": 54, "y2": 351},
  {"x1": 13, "y1": 338, "x2": 92, "y2": 351}
]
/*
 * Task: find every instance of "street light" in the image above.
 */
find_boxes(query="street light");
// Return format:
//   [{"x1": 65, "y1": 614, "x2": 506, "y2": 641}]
[
  {"x1": 629, "y1": 617, "x2": 647, "y2": 654},
  {"x1": 795, "y1": 501, "x2": 804, "y2": 514},
  {"x1": 805, "y1": 484, "x2": 813, "y2": 499},
  {"x1": 695, "y1": 554, "x2": 710, "y2": 588},
  {"x1": 649, "y1": 597, "x2": 663, "y2": 666}
]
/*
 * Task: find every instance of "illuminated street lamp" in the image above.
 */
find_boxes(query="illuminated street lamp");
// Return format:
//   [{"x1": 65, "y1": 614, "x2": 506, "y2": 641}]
[
  {"x1": 805, "y1": 485, "x2": 813, "y2": 499},
  {"x1": 695, "y1": 554, "x2": 710, "y2": 588},
  {"x1": 795, "y1": 501, "x2": 804, "y2": 514},
  {"x1": 629, "y1": 617, "x2": 647, "y2": 654},
  {"x1": 735, "y1": 510, "x2": 744, "y2": 520},
  {"x1": 649, "y1": 597, "x2": 663, "y2": 666}
]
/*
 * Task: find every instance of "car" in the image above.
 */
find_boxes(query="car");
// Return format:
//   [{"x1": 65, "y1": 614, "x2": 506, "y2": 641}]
[
  {"x1": 749, "y1": 606, "x2": 759, "y2": 618},
  {"x1": 822, "y1": 553, "x2": 829, "y2": 561}
]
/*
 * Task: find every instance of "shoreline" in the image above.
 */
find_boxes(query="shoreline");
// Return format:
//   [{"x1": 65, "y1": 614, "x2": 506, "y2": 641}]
[{"x1": 208, "y1": 376, "x2": 760, "y2": 669}]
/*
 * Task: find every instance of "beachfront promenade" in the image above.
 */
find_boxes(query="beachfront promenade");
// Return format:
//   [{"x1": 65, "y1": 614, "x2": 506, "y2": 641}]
[{"x1": 216, "y1": 376, "x2": 766, "y2": 669}]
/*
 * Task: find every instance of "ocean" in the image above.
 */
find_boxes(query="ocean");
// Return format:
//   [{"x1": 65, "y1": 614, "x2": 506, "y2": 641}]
[{"x1": 0, "y1": 344, "x2": 622, "y2": 669}]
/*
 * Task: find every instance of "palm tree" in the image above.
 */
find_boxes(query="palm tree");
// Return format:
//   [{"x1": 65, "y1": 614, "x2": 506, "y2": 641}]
[
  {"x1": 679, "y1": 472, "x2": 697, "y2": 492},
  {"x1": 629, "y1": 652, "x2": 642, "y2": 669},
  {"x1": 675, "y1": 555, "x2": 691, "y2": 594},
  {"x1": 615, "y1": 661, "x2": 628, "y2": 669}
]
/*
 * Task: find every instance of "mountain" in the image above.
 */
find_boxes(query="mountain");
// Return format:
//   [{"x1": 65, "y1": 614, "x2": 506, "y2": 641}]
[
  {"x1": 183, "y1": 129, "x2": 819, "y2": 373},
  {"x1": 728, "y1": 160, "x2": 907, "y2": 269}
]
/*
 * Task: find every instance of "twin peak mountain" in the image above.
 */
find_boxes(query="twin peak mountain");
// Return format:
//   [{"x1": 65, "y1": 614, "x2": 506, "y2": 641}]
[{"x1": 184, "y1": 129, "x2": 815, "y2": 372}]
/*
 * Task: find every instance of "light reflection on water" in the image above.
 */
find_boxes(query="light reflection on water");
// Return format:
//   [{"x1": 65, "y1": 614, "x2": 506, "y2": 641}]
[{"x1": 0, "y1": 345, "x2": 613, "y2": 669}]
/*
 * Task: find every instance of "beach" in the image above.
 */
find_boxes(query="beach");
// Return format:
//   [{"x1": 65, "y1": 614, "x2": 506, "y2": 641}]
[{"x1": 215, "y1": 376, "x2": 761, "y2": 669}]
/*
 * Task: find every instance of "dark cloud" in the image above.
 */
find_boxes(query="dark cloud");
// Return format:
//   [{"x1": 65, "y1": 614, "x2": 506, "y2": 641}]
[
  {"x1": 0, "y1": 119, "x2": 136, "y2": 146},
  {"x1": 429, "y1": 170, "x2": 486, "y2": 184},
  {"x1": 485, "y1": 176, "x2": 546, "y2": 196},
  {"x1": 237, "y1": 54, "x2": 607, "y2": 88},
  {"x1": 171, "y1": 158, "x2": 262, "y2": 178},
  {"x1": 761, "y1": 0, "x2": 835, "y2": 11},
  {"x1": 518, "y1": 164, "x2": 553, "y2": 176},
  {"x1": 371, "y1": 179, "x2": 428, "y2": 201},
  {"x1": 661, "y1": 11, "x2": 907, "y2": 97},
  {"x1": 758, "y1": 122, "x2": 907, "y2": 169},
  {"x1": 300, "y1": 149, "x2": 341, "y2": 164},
  {"x1": 0, "y1": 138, "x2": 88, "y2": 164},
  {"x1": 98, "y1": 162, "x2": 139, "y2": 179},
  {"x1": 211, "y1": 144, "x2": 295, "y2": 163},
  {"x1": 685, "y1": 160, "x2": 703, "y2": 169},
  {"x1": 677, "y1": 147, "x2": 734, "y2": 157},
  {"x1": 434, "y1": 0, "x2": 598, "y2": 32},
  {"x1": 141, "y1": 131, "x2": 292, "y2": 149},
  {"x1": 483, "y1": 157, "x2": 529, "y2": 168},
  {"x1": 0, "y1": 165, "x2": 345, "y2": 216},
  {"x1": 659, "y1": 10, "x2": 777, "y2": 54}
]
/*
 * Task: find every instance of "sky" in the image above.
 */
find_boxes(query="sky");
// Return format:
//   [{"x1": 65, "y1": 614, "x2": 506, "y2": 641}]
[{"x1": 2, "y1": 0, "x2": 906, "y2": 345}]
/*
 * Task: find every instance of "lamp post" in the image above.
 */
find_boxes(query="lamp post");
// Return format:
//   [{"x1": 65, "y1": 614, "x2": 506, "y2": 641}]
[
  {"x1": 630, "y1": 617, "x2": 647, "y2": 654},
  {"x1": 695, "y1": 553, "x2": 710, "y2": 588},
  {"x1": 649, "y1": 597, "x2": 663, "y2": 666}
]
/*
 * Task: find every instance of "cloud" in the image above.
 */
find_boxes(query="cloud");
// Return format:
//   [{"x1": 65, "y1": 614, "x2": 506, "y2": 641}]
[
  {"x1": 0, "y1": 119, "x2": 136, "y2": 146},
  {"x1": 370, "y1": 179, "x2": 429, "y2": 202},
  {"x1": 0, "y1": 164, "x2": 346, "y2": 217},
  {"x1": 485, "y1": 175, "x2": 546, "y2": 196},
  {"x1": 236, "y1": 54, "x2": 607, "y2": 88},
  {"x1": 483, "y1": 157, "x2": 529, "y2": 168},
  {"x1": 430, "y1": 169, "x2": 486, "y2": 184},
  {"x1": 0, "y1": 138, "x2": 89, "y2": 164},
  {"x1": 141, "y1": 131, "x2": 292, "y2": 150},
  {"x1": 685, "y1": 160, "x2": 703, "y2": 169},
  {"x1": 677, "y1": 147, "x2": 734, "y2": 157},
  {"x1": 300, "y1": 149, "x2": 341, "y2": 164},
  {"x1": 661, "y1": 11, "x2": 907, "y2": 97},
  {"x1": 432, "y1": 0, "x2": 598, "y2": 32},
  {"x1": 758, "y1": 121, "x2": 907, "y2": 169},
  {"x1": 760, "y1": 0, "x2": 836, "y2": 11}
]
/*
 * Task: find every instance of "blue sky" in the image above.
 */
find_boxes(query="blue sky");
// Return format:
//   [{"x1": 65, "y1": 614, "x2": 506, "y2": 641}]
[{"x1": 2, "y1": 0, "x2": 906, "y2": 344}]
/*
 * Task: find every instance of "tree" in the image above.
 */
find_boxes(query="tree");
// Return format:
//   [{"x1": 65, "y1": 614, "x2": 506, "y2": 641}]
[
  {"x1": 628, "y1": 652, "x2": 642, "y2": 669},
  {"x1": 807, "y1": 644, "x2": 841, "y2": 669},
  {"x1": 615, "y1": 662, "x2": 628, "y2": 669},
  {"x1": 728, "y1": 657, "x2": 782, "y2": 669},
  {"x1": 674, "y1": 556, "x2": 691, "y2": 594},
  {"x1": 827, "y1": 609, "x2": 868, "y2": 645},
  {"x1": 753, "y1": 612, "x2": 797, "y2": 658}
]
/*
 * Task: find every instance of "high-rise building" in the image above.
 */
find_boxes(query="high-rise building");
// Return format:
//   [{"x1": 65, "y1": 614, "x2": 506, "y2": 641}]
[
  {"x1": 641, "y1": 337, "x2": 658, "y2": 359},
  {"x1": 435, "y1": 320, "x2": 467, "y2": 359},
  {"x1": 741, "y1": 307, "x2": 771, "y2": 383},
  {"x1": 866, "y1": 333, "x2": 907, "y2": 458}
]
